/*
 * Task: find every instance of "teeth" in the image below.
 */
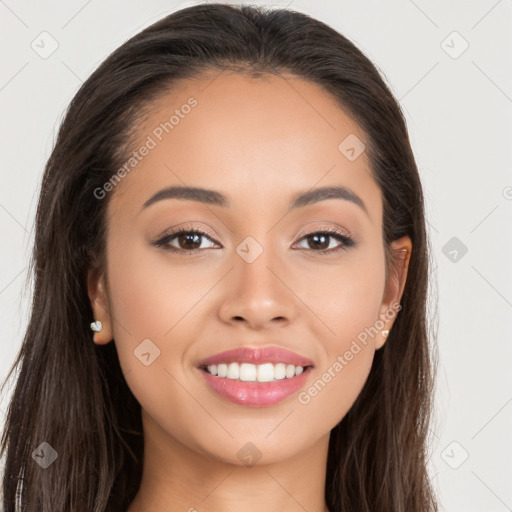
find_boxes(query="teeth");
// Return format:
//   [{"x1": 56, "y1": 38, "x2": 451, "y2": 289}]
[{"x1": 205, "y1": 362, "x2": 307, "y2": 382}]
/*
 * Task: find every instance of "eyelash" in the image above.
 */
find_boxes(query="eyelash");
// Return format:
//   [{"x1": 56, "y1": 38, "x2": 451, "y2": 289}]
[{"x1": 152, "y1": 226, "x2": 357, "y2": 256}]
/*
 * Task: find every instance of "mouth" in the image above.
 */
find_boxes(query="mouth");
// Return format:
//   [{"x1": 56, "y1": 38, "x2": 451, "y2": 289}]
[
  {"x1": 199, "y1": 362, "x2": 314, "y2": 382},
  {"x1": 196, "y1": 346, "x2": 315, "y2": 406},
  {"x1": 197, "y1": 345, "x2": 314, "y2": 369},
  {"x1": 197, "y1": 361, "x2": 314, "y2": 407}
]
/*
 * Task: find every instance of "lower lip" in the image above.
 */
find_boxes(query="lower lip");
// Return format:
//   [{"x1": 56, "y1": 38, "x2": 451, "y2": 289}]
[{"x1": 198, "y1": 366, "x2": 313, "y2": 407}]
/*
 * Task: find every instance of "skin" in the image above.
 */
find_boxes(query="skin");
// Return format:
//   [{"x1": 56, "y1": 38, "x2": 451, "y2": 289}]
[{"x1": 88, "y1": 70, "x2": 412, "y2": 512}]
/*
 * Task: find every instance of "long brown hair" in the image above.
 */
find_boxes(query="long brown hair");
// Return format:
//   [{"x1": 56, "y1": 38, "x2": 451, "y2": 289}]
[{"x1": 1, "y1": 4, "x2": 438, "y2": 511}]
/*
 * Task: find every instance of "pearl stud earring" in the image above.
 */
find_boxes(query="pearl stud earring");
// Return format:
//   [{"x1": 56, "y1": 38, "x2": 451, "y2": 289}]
[{"x1": 381, "y1": 329, "x2": 389, "y2": 337}]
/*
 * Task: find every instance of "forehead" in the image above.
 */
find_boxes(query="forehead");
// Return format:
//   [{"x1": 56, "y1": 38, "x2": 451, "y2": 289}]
[{"x1": 108, "y1": 70, "x2": 382, "y2": 225}]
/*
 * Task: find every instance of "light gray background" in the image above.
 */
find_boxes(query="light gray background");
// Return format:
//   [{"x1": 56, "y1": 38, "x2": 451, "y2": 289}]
[{"x1": 1, "y1": 1, "x2": 511, "y2": 511}]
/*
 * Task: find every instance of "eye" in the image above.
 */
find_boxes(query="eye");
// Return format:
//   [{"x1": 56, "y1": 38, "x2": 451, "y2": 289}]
[
  {"x1": 293, "y1": 226, "x2": 357, "y2": 255},
  {"x1": 152, "y1": 227, "x2": 219, "y2": 254},
  {"x1": 152, "y1": 225, "x2": 357, "y2": 256}
]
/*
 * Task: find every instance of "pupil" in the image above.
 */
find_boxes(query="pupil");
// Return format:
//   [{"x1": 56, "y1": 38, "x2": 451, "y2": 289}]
[
  {"x1": 310, "y1": 234, "x2": 328, "y2": 250},
  {"x1": 179, "y1": 233, "x2": 200, "y2": 250}
]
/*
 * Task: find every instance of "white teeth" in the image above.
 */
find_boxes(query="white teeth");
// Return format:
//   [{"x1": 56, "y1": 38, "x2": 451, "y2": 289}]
[
  {"x1": 240, "y1": 363, "x2": 257, "y2": 381},
  {"x1": 205, "y1": 362, "x2": 307, "y2": 381},
  {"x1": 227, "y1": 362, "x2": 239, "y2": 379}
]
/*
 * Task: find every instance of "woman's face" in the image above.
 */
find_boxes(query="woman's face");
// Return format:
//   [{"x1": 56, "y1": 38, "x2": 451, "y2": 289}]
[{"x1": 88, "y1": 71, "x2": 411, "y2": 465}]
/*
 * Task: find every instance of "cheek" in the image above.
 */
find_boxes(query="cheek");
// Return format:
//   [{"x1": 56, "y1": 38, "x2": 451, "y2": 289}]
[
  {"x1": 294, "y1": 243, "x2": 385, "y2": 345},
  {"x1": 104, "y1": 242, "x2": 212, "y2": 439},
  {"x1": 294, "y1": 260, "x2": 383, "y2": 427},
  {"x1": 296, "y1": 342, "x2": 375, "y2": 435},
  {"x1": 291, "y1": 248, "x2": 384, "y2": 427},
  {"x1": 104, "y1": 237, "x2": 211, "y2": 393},
  {"x1": 106, "y1": 236, "x2": 212, "y2": 341}
]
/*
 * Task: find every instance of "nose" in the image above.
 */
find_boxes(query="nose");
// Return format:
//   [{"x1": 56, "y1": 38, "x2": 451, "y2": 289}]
[{"x1": 217, "y1": 245, "x2": 298, "y2": 330}]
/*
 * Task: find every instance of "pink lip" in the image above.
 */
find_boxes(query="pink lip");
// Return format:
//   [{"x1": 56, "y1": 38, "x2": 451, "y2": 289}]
[
  {"x1": 197, "y1": 346, "x2": 314, "y2": 368},
  {"x1": 198, "y1": 366, "x2": 314, "y2": 407}
]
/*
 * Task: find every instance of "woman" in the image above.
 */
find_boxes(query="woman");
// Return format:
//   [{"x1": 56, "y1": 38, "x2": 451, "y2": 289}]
[{"x1": 0, "y1": 3, "x2": 438, "y2": 511}]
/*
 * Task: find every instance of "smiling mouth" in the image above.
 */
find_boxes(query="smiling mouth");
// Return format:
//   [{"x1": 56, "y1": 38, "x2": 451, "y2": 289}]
[{"x1": 200, "y1": 362, "x2": 313, "y2": 382}]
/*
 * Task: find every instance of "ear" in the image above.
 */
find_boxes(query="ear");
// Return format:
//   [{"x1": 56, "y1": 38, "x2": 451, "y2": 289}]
[
  {"x1": 375, "y1": 235, "x2": 412, "y2": 350},
  {"x1": 87, "y1": 266, "x2": 113, "y2": 345}
]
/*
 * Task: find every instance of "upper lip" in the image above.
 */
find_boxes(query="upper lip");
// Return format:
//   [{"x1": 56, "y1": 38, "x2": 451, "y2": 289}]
[{"x1": 198, "y1": 346, "x2": 314, "y2": 368}]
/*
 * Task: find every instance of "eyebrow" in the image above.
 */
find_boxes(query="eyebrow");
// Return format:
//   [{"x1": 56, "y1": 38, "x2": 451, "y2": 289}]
[{"x1": 141, "y1": 185, "x2": 369, "y2": 216}]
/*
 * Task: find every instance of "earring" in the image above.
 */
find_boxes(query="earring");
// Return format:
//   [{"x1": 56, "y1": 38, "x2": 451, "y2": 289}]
[
  {"x1": 90, "y1": 320, "x2": 103, "y2": 333},
  {"x1": 381, "y1": 329, "x2": 389, "y2": 337}
]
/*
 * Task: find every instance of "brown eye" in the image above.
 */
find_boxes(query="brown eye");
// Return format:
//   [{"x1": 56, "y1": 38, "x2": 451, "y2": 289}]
[
  {"x1": 294, "y1": 227, "x2": 356, "y2": 255},
  {"x1": 153, "y1": 228, "x2": 219, "y2": 254}
]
